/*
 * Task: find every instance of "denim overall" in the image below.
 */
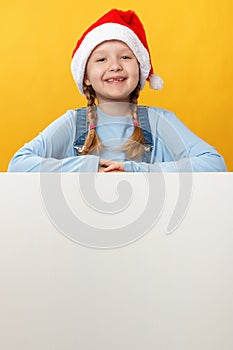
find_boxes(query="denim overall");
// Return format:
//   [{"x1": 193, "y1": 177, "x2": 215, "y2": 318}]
[{"x1": 73, "y1": 106, "x2": 153, "y2": 163}]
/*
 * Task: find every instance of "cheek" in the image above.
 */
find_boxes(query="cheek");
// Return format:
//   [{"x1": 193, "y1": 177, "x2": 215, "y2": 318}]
[
  {"x1": 86, "y1": 66, "x2": 102, "y2": 83},
  {"x1": 132, "y1": 68, "x2": 140, "y2": 84},
  {"x1": 131, "y1": 63, "x2": 140, "y2": 78}
]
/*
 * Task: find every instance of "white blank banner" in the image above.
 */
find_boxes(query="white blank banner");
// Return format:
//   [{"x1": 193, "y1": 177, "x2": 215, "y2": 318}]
[{"x1": 0, "y1": 173, "x2": 232, "y2": 350}]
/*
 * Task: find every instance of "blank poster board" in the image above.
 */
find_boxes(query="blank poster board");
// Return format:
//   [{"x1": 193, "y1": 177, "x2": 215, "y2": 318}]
[{"x1": 0, "y1": 173, "x2": 232, "y2": 350}]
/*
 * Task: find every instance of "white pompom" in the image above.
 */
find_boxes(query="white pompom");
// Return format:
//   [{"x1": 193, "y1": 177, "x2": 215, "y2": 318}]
[{"x1": 149, "y1": 74, "x2": 164, "y2": 90}]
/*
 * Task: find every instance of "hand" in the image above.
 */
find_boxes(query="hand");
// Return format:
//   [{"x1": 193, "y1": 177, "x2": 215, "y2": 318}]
[
  {"x1": 99, "y1": 159, "x2": 124, "y2": 172},
  {"x1": 98, "y1": 165, "x2": 121, "y2": 172},
  {"x1": 98, "y1": 166, "x2": 106, "y2": 172}
]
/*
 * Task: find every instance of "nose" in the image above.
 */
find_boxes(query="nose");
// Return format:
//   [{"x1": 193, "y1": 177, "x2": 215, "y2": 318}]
[{"x1": 108, "y1": 59, "x2": 123, "y2": 71}]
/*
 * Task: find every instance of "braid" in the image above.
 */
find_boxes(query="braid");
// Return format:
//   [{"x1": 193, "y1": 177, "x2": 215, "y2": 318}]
[
  {"x1": 82, "y1": 83, "x2": 102, "y2": 155},
  {"x1": 120, "y1": 84, "x2": 145, "y2": 160},
  {"x1": 130, "y1": 83, "x2": 140, "y2": 121}
]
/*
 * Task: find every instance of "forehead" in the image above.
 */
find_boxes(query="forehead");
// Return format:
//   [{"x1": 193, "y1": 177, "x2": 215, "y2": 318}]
[{"x1": 90, "y1": 40, "x2": 133, "y2": 55}]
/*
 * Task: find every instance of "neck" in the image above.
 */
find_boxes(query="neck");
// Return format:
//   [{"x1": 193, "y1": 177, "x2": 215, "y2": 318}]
[{"x1": 97, "y1": 102, "x2": 133, "y2": 117}]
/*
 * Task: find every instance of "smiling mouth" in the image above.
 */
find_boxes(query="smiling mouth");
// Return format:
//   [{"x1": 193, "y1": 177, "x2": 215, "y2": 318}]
[{"x1": 105, "y1": 77, "x2": 126, "y2": 82}]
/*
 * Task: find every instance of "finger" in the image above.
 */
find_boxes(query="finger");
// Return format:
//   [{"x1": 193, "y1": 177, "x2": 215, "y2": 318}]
[
  {"x1": 99, "y1": 159, "x2": 112, "y2": 166},
  {"x1": 99, "y1": 159, "x2": 107, "y2": 166},
  {"x1": 103, "y1": 164, "x2": 116, "y2": 172}
]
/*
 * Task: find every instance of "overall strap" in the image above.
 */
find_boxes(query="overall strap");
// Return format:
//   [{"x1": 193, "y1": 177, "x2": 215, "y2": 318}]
[
  {"x1": 73, "y1": 106, "x2": 154, "y2": 163},
  {"x1": 138, "y1": 106, "x2": 154, "y2": 163},
  {"x1": 73, "y1": 107, "x2": 88, "y2": 155}
]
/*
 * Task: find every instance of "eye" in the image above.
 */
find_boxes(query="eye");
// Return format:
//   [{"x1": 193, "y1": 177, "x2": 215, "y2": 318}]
[
  {"x1": 96, "y1": 58, "x2": 106, "y2": 62},
  {"x1": 121, "y1": 55, "x2": 131, "y2": 60}
]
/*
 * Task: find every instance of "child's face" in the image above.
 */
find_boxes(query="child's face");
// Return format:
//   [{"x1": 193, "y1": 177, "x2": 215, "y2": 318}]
[{"x1": 84, "y1": 40, "x2": 140, "y2": 105}]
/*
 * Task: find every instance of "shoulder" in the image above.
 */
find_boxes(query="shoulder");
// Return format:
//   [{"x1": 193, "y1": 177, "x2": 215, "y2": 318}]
[
  {"x1": 56, "y1": 107, "x2": 86, "y2": 124},
  {"x1": 38, "y1": 107, "x2": 87, "y2": 142},
  {"x1": 138, "y1": 106, "x2": 179, "y2": 133},
  {"x1": 44, "y1": 107, "x2": 86, "y2": 130},
  {"x1": 138, "y1": 105, "x2": 176, "y2": 120}
]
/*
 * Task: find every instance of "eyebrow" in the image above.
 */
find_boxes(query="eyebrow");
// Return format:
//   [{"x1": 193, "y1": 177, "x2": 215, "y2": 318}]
[
  {"x1": 92, "y1": 48, "x2": 132, "y2": 56},
  {"x1": 92, "y1": 50, "x2": 107, "y2": 56}
]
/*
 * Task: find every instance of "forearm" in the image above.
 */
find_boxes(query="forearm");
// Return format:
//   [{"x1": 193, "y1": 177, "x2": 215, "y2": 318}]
[
  {"x1": 124, "y1": 153, "x2": 227, "y2": 172},
  {"x1": 8, "y1": 152, "x2": 100, "y2": 172}
]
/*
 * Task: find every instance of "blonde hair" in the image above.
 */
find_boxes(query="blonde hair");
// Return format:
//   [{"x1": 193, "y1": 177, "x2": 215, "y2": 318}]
[{"x1": 82, "y1": 83, "x2": 144, "y2": 160}]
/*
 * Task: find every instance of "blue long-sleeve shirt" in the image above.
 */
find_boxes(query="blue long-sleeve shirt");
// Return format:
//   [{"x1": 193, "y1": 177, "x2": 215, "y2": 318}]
[{"x1": 8, "y1": 106, "x2": 227, "y2": 172}]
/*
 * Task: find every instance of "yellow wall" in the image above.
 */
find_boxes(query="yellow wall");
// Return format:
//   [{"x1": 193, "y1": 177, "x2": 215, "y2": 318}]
[{"x1": 1, "y1": 0, "x2": 232, "y2": 171}]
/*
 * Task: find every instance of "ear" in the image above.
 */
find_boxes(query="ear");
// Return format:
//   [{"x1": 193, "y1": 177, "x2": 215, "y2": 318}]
[{"x1": 84, "y1": 75, "x2": 91, "y2": 86}]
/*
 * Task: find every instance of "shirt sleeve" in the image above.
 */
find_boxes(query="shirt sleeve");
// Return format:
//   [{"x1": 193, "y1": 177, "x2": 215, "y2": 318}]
[
  {"x1": 124, "y1": 108, "x2": 227, "y2": 172},
  {"x1": 7, "y1": 110, "x2": 100, "y2": 172}
]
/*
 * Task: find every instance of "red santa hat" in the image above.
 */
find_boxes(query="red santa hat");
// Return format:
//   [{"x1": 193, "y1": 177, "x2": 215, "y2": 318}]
[{"x1": 71, "y1": 9, "x2": 164, "y2": 95}]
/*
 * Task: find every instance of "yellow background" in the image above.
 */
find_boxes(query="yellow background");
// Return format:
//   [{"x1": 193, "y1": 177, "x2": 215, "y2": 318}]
[{"x1": 1, "y1": 0, "x2": 232, "y2": 171}]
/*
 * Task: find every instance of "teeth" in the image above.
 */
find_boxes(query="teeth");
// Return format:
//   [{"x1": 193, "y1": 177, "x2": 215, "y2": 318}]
[{"x1": 107, "y1": 78, "x2": 124, "y2": 82}]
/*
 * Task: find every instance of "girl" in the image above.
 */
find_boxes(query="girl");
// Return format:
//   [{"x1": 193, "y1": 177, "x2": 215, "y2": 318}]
[{"x1": 8, "y1": 9, "x2": 227, "y2": 172}]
